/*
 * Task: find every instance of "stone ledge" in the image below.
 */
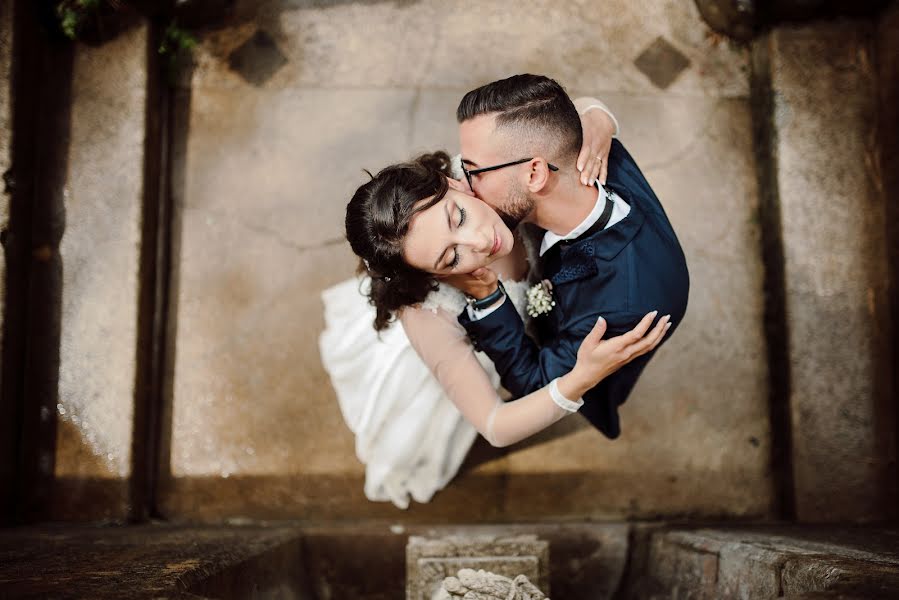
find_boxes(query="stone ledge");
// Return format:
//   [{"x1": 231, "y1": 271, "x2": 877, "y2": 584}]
[{"x1": 624, "y1": 525, "x2": 899, "y2": 599}]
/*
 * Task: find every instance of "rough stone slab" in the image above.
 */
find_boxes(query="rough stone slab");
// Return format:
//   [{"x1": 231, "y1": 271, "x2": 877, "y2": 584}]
[
  {"x1": 406, "y1": 534, "x2": 549, "y2": 600},
  {"x1": 628, "y1": 526, "x2": 899, "y2": 599},
  {"x1": 54, "y1": 22, "x2": 149, "y2": 519},
  {"x1": 717, "y1": 542, "x2": 785, "y2": 598},
  {"x1": 195, "y1": 0, "x2": 749, "y2": 97},
  {"x1": 760, "y1": 20, "x2": 896, "y2": 522},
  {"x1": 0, "y1": 523, "x2": 305, "y2": 598},
  {"x1": 647, "y1": 534, "x2": 719, "y2": 599},
  {"x1": 782, "y1": 556, "x2": 899, "y2": 596}
]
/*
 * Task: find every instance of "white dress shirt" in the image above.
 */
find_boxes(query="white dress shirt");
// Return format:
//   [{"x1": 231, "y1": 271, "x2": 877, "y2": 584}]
[
  {"x1": 539, "y1": 182, "x2": 630, "y2": 257},
  {"x1": 469, "y1": 183, "x2": 630, "y2": 320}
]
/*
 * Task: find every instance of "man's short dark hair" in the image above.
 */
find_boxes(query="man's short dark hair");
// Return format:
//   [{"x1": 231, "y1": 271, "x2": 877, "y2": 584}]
[{"x1": 456, "y1": 74, "x2": 582, "y2": 161}]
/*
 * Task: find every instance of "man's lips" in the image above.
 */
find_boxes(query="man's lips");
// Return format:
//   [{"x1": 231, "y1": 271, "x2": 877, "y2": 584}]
[{"x1": 490, "y1": 228, "x2": 501, "y2": 256}]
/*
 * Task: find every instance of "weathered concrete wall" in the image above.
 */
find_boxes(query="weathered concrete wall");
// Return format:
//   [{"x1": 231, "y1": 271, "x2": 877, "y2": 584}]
[
  {"x1": 757, "y1": 20, "x2": 896, "y2": 522},
  {"x1": 877, "y1": 1, "x2": 899, "y2": 523},
  {"x1": 52, "y1": 24, "x2": 149, "y2": 520},
  {"x1": 160, "y1": 0, "x2": 774, "y2": 521},
  {"x1": 0, "y1": 0, "x2": 14, "y2": 519}
]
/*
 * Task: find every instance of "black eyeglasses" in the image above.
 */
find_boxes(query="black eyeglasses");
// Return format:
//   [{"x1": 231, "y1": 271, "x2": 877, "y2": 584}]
[{"x1": 460, "y1": 157, "x2": 559, "y2": 190}]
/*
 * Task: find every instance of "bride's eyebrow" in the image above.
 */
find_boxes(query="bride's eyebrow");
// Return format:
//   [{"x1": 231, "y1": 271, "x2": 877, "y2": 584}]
[
  {"x1": 433, "y1": 197, "x2": 453, "y2": 270},
  {"x1": 461, "y1": 158, "x2": 479, "y2": 167}
]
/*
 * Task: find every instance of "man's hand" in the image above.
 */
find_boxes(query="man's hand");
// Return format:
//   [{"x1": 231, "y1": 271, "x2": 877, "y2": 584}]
[
  {"x1": 576, "y1": 106, "x2": 616, "y2": 186},
  {"x1": 438, "y1": 267, "x2": 498, "y2": 300}
]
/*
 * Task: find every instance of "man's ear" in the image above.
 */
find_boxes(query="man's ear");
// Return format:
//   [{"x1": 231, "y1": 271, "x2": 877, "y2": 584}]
[
  {"x1": 525, "y1": 158, "x2": 552, "y2": 193},
  {"x1": 446, "y1": 175, "x2": 474, "y2": 196}
]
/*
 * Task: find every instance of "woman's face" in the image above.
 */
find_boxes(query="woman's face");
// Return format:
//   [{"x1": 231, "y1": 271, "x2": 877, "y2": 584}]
[{"x1": 402, "y1": 177, "x2": 515, "y2": 276}]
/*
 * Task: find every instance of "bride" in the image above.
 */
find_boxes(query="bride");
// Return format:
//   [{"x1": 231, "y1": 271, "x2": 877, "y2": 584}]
[{"x1": 319, "y1": 98, "x2": 670, "y2": 509}]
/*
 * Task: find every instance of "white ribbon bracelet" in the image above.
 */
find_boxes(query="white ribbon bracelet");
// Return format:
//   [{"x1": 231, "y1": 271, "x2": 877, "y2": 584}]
[{"x1": 549, "y1": 378, "x2": 584, "y2": 413}]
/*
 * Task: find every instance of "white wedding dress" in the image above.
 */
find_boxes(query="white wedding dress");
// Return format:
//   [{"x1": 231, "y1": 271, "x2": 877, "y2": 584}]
[{"x1": 319, "y1": 276, "x2": 532, "y2": 509}]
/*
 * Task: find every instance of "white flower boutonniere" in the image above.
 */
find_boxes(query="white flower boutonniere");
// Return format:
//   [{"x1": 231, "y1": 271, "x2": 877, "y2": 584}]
[{"x1": 526, "y1": 279, "x2": 556, "y2": 317}]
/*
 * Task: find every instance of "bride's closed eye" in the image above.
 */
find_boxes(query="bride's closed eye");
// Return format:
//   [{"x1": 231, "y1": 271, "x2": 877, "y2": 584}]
[{"x1": 448, "y1": 206, "x2": 467, "y2": 269}]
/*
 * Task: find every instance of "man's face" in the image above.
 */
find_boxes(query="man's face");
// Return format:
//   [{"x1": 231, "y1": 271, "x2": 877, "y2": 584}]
[{"x1": 459, "y1": 114, "x2": 535, "y2": 229}]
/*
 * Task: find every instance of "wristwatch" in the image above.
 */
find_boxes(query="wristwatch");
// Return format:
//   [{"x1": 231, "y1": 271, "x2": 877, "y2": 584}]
[{"x1": 466, "y1": 279, "x2": 506, "y2": 311}]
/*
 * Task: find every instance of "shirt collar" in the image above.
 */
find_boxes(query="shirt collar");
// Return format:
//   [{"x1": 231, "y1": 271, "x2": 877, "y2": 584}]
[{"x1": 539, "y1": 182, "x2": 606, "y2": 257}]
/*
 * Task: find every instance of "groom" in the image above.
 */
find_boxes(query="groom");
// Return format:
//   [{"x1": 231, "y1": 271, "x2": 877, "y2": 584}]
[{"x1": 453, "y1": 74, "x2": 689, "y2": 439}]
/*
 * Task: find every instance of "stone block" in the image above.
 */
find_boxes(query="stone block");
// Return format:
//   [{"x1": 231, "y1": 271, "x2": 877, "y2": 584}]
[
  {"x1": 406, "y1": 534, "x2": 549, "y2": 600},
  {"x1": 717, "y1": 542, "x2": 785, "y2": 598},
  {"x1": 781, "y1": 556, "x2": 899, "y2": 596},
  {"x1": 643, "y1": 534, "x2": 719, "y2": 600},
  {"x1": 759, "y1": 20, "x2": 896, "y2": 521},
  {"x1": 641, "y1": 526, "x2": 899, "y2": 599},
  {"x1": 54, "y1": 21, "x2": 149, "y2": 519}
]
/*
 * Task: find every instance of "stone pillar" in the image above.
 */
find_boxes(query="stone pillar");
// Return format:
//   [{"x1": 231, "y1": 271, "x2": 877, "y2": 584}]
[
  {"x1": 877, "y1": 0, "x2": 899, "y2": 520},
  {"x1": 52, "y1": 22, "x2": 150, "y2": 520},
  {"x1": 754, "y1": 21, "x2": 896, "y2": 521},
  {"x1": 0, "y1": 0, "x2": 15, "y2": 523}
]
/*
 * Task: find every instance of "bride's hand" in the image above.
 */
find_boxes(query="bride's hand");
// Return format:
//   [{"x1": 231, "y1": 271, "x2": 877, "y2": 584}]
[
  {"x1": 572, "y1": 311, "x2": 672, "y2": 389},
  {"x1": 577, "y1": 106, "x2": 616, "y2": 187},
  {"x1": 438, "y1": 267, "x2": 498, "y2": 300}
]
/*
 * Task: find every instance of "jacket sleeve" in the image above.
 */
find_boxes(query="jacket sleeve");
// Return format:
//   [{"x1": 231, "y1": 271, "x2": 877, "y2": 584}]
[{"x1": 457, "y1": 297, "x2": 599, "y2": 398}]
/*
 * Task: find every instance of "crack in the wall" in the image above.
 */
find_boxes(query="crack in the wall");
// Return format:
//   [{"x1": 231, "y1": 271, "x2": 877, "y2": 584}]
[{"x1": 183, "y1": 204, "x2": 346, "y2": 254}]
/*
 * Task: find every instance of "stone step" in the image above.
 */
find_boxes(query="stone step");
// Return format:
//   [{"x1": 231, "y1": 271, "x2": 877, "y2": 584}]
[
  {"x1": 2, "y1": 522, "x2": 897, "y2": 598},
  {"x1": 624, "y1": 525, "x2": 899, "y2": 599}
]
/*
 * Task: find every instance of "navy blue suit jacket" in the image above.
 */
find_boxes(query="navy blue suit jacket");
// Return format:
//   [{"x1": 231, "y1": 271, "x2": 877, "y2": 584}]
[{"x1": 458, "y1": 139, "x2": 689, "y2": 439}]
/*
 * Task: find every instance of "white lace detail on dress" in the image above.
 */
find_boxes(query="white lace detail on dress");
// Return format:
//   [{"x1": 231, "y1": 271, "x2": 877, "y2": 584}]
[{"x1": 420, "y1": 283, "x2": 468, "y2": 316}]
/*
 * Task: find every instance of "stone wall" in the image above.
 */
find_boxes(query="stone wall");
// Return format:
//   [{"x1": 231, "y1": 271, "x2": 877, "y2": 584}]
[
  {"x1": 52, "y1": 23, "x2": 150, "y2": 520},
  {"x1": 0, "y1": 0, "x2": 15, "y2": 522},
  {"x1": 753, "y1": 19, "x2": 897, "y2": 522}
]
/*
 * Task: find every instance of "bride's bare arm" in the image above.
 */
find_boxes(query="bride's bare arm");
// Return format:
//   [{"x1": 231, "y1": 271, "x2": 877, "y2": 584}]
[
  {"x1": 400, "y1": 305, "x2": 670, "y2": 448},
  {"x1": 573, "y1": 95, "x2": 619, "y2": 186}
]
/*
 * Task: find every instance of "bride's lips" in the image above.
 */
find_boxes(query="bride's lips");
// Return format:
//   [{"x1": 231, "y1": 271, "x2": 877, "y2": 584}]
[{"x1": 490, "y1": 228, "x2": 501, "y2": 256}]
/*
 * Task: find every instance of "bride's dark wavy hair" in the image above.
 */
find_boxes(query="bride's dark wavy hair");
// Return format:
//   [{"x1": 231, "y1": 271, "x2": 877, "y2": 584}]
[{"x1": 345, "y1": 151, "x2": 455, "y2": 331}]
